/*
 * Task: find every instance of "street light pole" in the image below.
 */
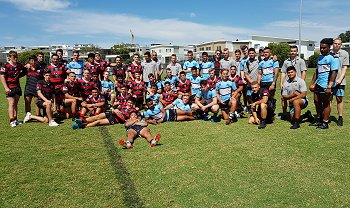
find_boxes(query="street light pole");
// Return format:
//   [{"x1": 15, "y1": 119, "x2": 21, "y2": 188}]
[{"x1": 299, "y1": 0, "x2": 302, "y2": 57}]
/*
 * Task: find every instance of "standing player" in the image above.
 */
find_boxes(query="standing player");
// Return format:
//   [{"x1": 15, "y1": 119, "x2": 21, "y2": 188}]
[
  {"x1": 152, "y1": 51, "x2": 163, "y2": 80},
  {"x1": 331, "y1": 38, "x2": 349, "y2": 126},
  {"x1": 220, "y1": 48, "x2": 235, "y2": 70},
  {"x1": 101, "y1": 71, "x2": 116, "y2": 108},
  {"x1": 207, "y1": 69, "x2": 220, "y2": 91},
  {"x1": 0, "y1": 51, "x2": 27, "y2": 127},
  {"x1": 216, "y1": 68, "x2": 238, "y2": 125},
  {"x1": 258, "y1": 47, "x2": 279, "y2": 97},
  {"x1": 176, "y1": 71, "x2": 191, "y2": 98},
  {"x1": 239, "y1": 46, "x2": 249, "y2": 110},
  {"x1": 36, "y1": 52, "x2": 47, "y2": 71},
  {"x1": 200, "y1": 52, "x2": 214, "y2": 80},
  {"x1": 127, "y1": 53, "x2": 143, "y2": 81},
  {"x1": 162, "y1": 68, "x2": 178, "y2": 91},
  {"x1": 119, "y1": 111, "x2": 161, "y2": 149},
  {"x1": 56, "y1": 49, "x2": 68, "y2": 66},
  {"x1": 282, "y1": 66, "x2": 310, "y2": 129},
  {"x1": 234, "y1": 49, "x2": 242, "y2": 68},
  {"x1": 167, "y1": 54, "x2": 182, "y2": 76},
  {"x1": 112, "y1": 56, "x2": 127, "y2": 82},
  {"x1": 189, "y1": 67, "x2": 203, "y2": 103},
  {"x1": 67, "y1": 50, "x2": 84, "y2": 79},
  {"x1": 244, "y1": 48, "x2": 260, "y2": 109},
  {"x1": 142, "y1": 51, "x2": 157, "y2": 85},
  {"x1": 85, "y1": 53, "x2": 98, "y2": 76},
  {"x1": 94, "y1": 52, "x2": 110, "y2": 80},
  {"x1": 24, "y1": 55, "x2": 43, "y2": 118},
  {"x1": 213, "y1": 50, "x2": 222, "y2": 77},
  {"x1": 309, "y1": 38, "x2": 339, "y2": 129},
  {"x1": 280, "y1": 45, "x2": 307, "y2": 119},
  {"x1": 183, "y1": 50, "x2": 200, "y2": 79}
]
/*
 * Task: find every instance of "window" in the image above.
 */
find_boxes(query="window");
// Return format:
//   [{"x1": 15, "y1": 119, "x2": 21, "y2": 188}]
[
  {"x1": 308, "y1": 44, "x2": 313, "y2": 47},
  {"x1": 159, "y1": 49, "x2": 162, "y2": 53},
  {"x1": 166, "y1": 49, "x2": 172, "y2": 53},
  {"x1": 205, "y1": 47, "x2": 211, "y2": 51},
  {"x1": 216, "y1": 46, "x2": 221, "y2": 51}
]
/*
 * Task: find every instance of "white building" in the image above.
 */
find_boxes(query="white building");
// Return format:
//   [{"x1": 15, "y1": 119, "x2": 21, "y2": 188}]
[
  {"x1": 49, "y1": 44, "x2": 74, "y2": 61},
  {"x1": 149, "y1": 44, "x2": 195, "y2": 64}
]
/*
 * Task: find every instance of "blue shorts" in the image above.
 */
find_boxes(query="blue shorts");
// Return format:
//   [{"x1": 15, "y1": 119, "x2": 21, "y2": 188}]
[
  {"x1": 333, "y1": 85, "x2": 345, "y2": 97},
  {"x1": 289, "y1": 98, "x2": 308, "y2": 115}
]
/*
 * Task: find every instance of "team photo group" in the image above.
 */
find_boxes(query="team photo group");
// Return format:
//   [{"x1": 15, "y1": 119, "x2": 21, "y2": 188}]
[{"x1": 1, "y1": 37, "x2": 348, "y2": 148}]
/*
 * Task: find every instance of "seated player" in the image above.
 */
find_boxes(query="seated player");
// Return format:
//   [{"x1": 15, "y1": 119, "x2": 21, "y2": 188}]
[
  {"x1": 128, "y1": 71, "x2": 146, "y2": 110},
  {"x1": 78, "y1": 69, "x2": 97, "y2": 100},
  {"x1": 91, "y1": 73, "x2": 101, "y2": 90},
  {"x1": 100, "y1": 71, "x2": 116, "y2": 108},
  {"x1": 62, "y1": 72, "x2": 82, "y2": 120},
  {"x1": 24, "y1": 71, "x2": 59, "y2": 126},
  {"x1": 216, "y1": 68, "x2": 238, "y2": 125},
  {"x1": 191, "y1": 80, "x2": 220, "y2": 121},
  {"x1": 145, "y1": 83, "x2": 161, "y2": 105},
  {"x1": 249, "y1": 81, "x2": 275, "y2": 129},
  {"x1": 162, "y1": 68, "x2": 178, "y2": 91},
  {"x1": 115, "y1": 74, "x2": 128, "y2": 95},
  {"x1": 119, "y1": 111, "x2": 161, "y2": 149},
  {"x1": 145, "y1": 97, "x2": 195, "y2": 124},
  {"x1": 159, "y1": 81, "x2": 177, "y2": 107},
  {"x1": 78, "y1": 88, "x2": 106, "y2": 120},
  {"x1": 146, "y1": 73, "x2": 162, "y2": 94},
  {"x1": 176, "y1": 71, "x2": 191, "y2": 98},
  {"x1": 207, "y1": 68, "x2": 220, "y2": 91},
  {"x1": 282, "y1": 66, "x2": 312, "y2": 129},
  {"x1": 189, "y1": 66, "x2": 203, "y2": 103},
  {"x1": 164, "y1": 93, "x2": 196, "y2": 121},
  {"x1": 72, "y1": 97, "x2": 136, "y2": 129},
  {"x1": 114, "y1": 85, "x2": 131, "y2": 109}
]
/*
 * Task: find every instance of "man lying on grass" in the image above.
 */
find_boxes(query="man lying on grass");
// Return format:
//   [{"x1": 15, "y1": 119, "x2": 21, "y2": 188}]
[{"x1": 119, "y1": 111, "x2": 161, "y2": 149}]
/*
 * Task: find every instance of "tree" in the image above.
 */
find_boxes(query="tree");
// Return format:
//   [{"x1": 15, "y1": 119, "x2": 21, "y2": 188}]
[
  {"x1": 17, "y1": 50, "x2": 46, "y2": 65},
  {"x1": 110, "y1": 43, "x2": 131, "y2": 55},
  {"x1": 307, "y1": 51, "x2": 319, "y2": 68},
  {"x1": 338, "y1": 30, "x2": 350, "y2": 43},
  {"x1": 268, "y1": 43, "x2": 290, "y2": 67},
  {"x1": 79, "y1": 45, "x2": 102, "y2": 55}
]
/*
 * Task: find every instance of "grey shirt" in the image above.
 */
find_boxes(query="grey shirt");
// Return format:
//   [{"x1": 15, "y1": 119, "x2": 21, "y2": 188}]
[
  {"x1": 167, "y1": 62, "x2": 182, "y2": 76},
  {"x1": 142, "y1": 60, "x2": 157, "y2": 82},
  {"x1": 152, "y1": 59, "x2": 162, "y2": 75},
  {"x1": 243, "y1": 58, "x2": 260, "y2": 84},
  {"x1": 331, "y1": 49, "x2": 349, "y2": 85},
  {"x1": 282, "y1": 76, "x2": 307, "y2": 97},
  {"x1": 220, "y1": 58, "x2": 235, "y2": 70},
  {"x1": 281, "y1": 57, "x2": 307, "y2": 81}
]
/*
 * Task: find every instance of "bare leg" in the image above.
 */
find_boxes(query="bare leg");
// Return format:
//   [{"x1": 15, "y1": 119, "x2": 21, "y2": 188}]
[
  {"x1": 33, "y1": 97, "x2": 40, "y2": 116},
  {"x1": 126, "y1": 129, "x2": 137, "y2": 143},
  {"x1": 24, "y1": 95, "x2": 32, "y2": 113},
  {"x1": 336, "y1": 96, "x2": 343, "y2": 117},
  {"x1": 30, "y1": 115, "x2": 49, "y2": 123},
  {"x1": 321, "y1": 93, "x2": 332, "y2": 121},
  {"x1": 6, "y1": 97, "x2": 15, "y2": 121},
  {"x1": 139, "y1": 127, "x2": 153, "y2": 142},
  {"x1": 86, "y1": 118, "x2": 110, "y2": 127},
  {"x1": 13, "y1": 95, "x2": 20, "y2": 120},
  {"x1": 260, "y1": 103, "x2": 267, "y2": 120},
  {"x1": 176, "y1": 115, "x2": 195, "y2": 121},
  {"x1": 292, "y1": 99, "x2": 304, "y2": 120},
  {"x1": 85, "y1": 113, "x2": 107, "y2": 123}
]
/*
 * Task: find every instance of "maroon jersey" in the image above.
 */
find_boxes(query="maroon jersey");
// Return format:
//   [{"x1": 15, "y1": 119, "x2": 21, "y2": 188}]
[
  {"x1": 116, "y1": 93, "x2": 131, "y2": 109},
  {"x1": 127, "y1": 62, "x2": 142, "y2": 76},
  {"x1": 207, "y1": 76, "x2": 220, "y2": 90},
  {"x1": 129, "y1": 80, "x2": 146, "y2": 98},
  {"x1": 112, "y1": 64, "x2": 127, "y2": 79},
  {"x1": 114, "y1": 107, "x2": 137, "y2": 123},
  {"x1": 176, "y1": 79, "x2": 191, "y2": 93},
  {"x1": 85, "y1": 62, "x2": 98, "y2": 75},
  {"x1": 213, "y1": 59, "x2": 221, "y2": 77},
  {"x1": 252, "y1": 88, "x2": 270, "y2": 102},
  {"x1": 94, "y1": 60, "x2": 110, "y2": 75},
  {"x1": 85, "y1": 94, "x2": 105, "y2": 104},
  {"x1": 115, "y1": 80, "x2": 129, "y2": 91},
  {"x1": 77, "y1": 78, "x2": 96, "y2": 99},
  {"x1": 0, "y1": 62, "x2": 26, "y2": 89},
  {"x1": 47, "y1": 63, "x2": 67, "y2": 85},
  {"x1": 62, "y1": 80, "x2": 80, "y2": 97},
  {"x1": 229, "y1": 75, "x2": 244, "y2": 88},
  {"x1": 161, "y1": 90, "x2": 177, "y2": 106},
  {"x1": 36, "y1": 80, "x2": 54, "y2": 100}
]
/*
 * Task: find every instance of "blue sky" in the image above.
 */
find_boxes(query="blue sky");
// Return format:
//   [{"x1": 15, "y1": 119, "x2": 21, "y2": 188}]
[{"x1": 0, "y1": 0, "x2": 349, "y2": 48}]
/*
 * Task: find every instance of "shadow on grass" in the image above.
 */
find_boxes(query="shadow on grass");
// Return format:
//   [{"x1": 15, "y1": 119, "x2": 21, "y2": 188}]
[{"x1": 99, "y1": 126, "x2": 144, "y2": 208}]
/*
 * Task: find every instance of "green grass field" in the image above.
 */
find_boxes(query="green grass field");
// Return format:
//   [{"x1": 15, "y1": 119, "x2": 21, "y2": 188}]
[{"x1": 1, "y1": 70, "x2": 350, "y2": 207}]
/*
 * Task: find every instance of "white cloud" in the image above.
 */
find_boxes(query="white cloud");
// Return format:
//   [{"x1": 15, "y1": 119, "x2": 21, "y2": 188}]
[
  {"x1": 45, "y1": 11, "x2": 255, "y2": 45},
  {"x1": 0, "y1": 0, "x2": 70, "y2": 11},
  {"x1": 190, "y1": 12, "x2": 196, "y2": 18}
]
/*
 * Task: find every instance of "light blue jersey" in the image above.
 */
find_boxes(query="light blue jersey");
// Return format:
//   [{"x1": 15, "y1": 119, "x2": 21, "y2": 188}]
[
  {"x1": 216, "y1": 80, "x2": 237, "y2": 102},
  {"x1": 183, "y1": 60, "x2": 200, "y2": 79},
  {"x1": 147, "y1": 81, "x2": 162, "y2": 90},
  {"x1": 190, "y1": 75, "x2": 203, "y2": 95},
  {"x1": 67, "y1": 61, "x2": 84, "y2": 78},
  {"x1": 146, "y1": 93, "x2": 161, "y2": 104},
  {"x1": 144, "y1": 104, "x2": 163, "y2": 120},
  {"x1": 162, "y1": 76, "x2": 179, "y2": 91},
  {"x1": 196, "y1": 89, "x2": 216, "y2": 105},
  {"x1": 316, "y1": 54, "x2": 339, "y2": 88},
  {"x1": 172, "y1": 98, "x2": 191, "y2": 112},
  {"x1": 239, "y1": 56, "x2": 249, "y2": 74},
  {"x1": 200, "y1": 61, "x2": 214, "y2": 80},
  {"x1": 259, "y1": 59, "x2": 279, "y2": 83},
  {"x1": 100, "y1": 80, "x2": 114, "y2": 93}
]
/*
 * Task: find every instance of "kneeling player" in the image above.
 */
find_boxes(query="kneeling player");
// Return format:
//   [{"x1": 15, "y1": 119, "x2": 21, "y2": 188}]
[
  {"x1": 216, "y1": 68, "x2": 238, "y2": 125},
  {"x1": 282, "y1": 66, "x2": 311, "y2": 129},
  {"x1": 119, "y1": 111, "x2": 161, "y2": 149},
  {"x1": 191, "y1": 80, "x2": 219, "y2": 121},
  {"x1": 72, "y1": 97, "x2": 136, "y2": 129},
  {"x1": 249, "y1": 81, "x2": 275, "y2": 129}
]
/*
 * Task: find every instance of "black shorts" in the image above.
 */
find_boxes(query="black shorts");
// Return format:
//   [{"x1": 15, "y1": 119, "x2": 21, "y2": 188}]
[
  {"x1": 219, "y1": 100, "x2": 230, "y2": 110},
  {"x1": 168, "y1": 109, "x2": 177, "y2": 121},
  {"x1": 126, "y1": 124, "x2": 146, "y2": 136},
  {"x1": 105, "y1": 112, "x2": 124, "y2": 125},
  {"x1": 189, "y1": 94, "x2": 196, "y2": 104},
  {"x1": 36, "y1": 100, "x2": 45, "y2": 109},
  {"x1": 7, "y1": 87, "x2": 22, "y2": 97},
  {"x1": 261, "y1": 82, "x2": 275, "y2": 97},
  {"x1": 135, "y1": 97, "x2": 144, "y2": 106},
  {"x1": 314, "y1": 84, "x2": 335, "y2": 94}
]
